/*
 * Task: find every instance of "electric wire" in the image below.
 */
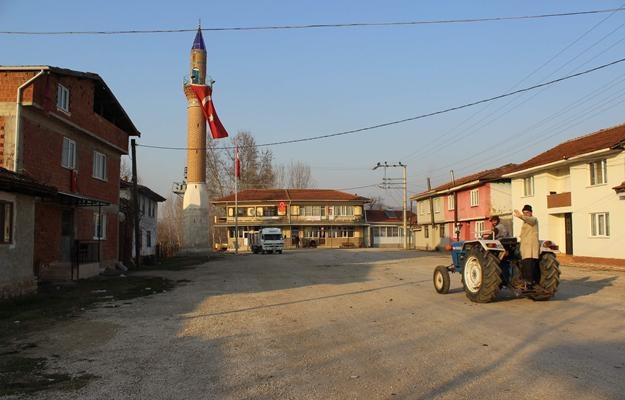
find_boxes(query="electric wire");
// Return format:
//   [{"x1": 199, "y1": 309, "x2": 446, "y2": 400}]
[
  {"x1": 3, "y1": 8, "x2": 625, "y2": 35},
  {"x1": 401, "y1": 5, "x2": 625, "y2": 163},
  {"x1": 136, "y1": 55, "x2": 625, "y2": 152}
]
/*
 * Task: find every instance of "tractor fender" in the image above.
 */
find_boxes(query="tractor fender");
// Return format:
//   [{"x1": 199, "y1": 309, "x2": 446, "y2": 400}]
[{"x1": 461, "y1": 239, "x2": 506, "y2": 253}]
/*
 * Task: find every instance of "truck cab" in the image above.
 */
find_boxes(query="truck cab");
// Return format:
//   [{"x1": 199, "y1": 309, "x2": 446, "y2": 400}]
[{"x1": 251, "y1": 228, "x2": 284, "y2": 254}]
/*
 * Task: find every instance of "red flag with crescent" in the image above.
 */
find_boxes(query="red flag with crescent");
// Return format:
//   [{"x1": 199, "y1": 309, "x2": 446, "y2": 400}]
[{"x1": 191, "y1": 85, "x2": 229, "y2": 139}]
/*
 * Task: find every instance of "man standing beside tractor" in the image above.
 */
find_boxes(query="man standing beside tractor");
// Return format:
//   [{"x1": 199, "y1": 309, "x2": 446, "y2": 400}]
[{"x1": 514, "y1": 204, "x2": 540, "y2": 285}]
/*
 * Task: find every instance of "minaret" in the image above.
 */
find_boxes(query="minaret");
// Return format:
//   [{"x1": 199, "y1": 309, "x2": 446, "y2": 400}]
[{"x1": 182, "y1": 26, "x2": 210, "y2": 249}]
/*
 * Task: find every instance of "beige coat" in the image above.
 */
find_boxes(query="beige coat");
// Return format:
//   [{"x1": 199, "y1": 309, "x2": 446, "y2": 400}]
[{"x1": 518, "y1": 215, "x2": 539, "y2": 259}]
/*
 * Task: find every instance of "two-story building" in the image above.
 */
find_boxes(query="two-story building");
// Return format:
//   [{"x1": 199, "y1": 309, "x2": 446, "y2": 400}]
[
  {"x1": 411, "y1": 164, "x2": 516, "y2": 250},
  {"x1": 212, "y1": 189, "x2": 370, "y2": 250},
  {"x1": 0, "y1": 66, "x2": 140, "y2": 280},
  {"x1": 504, "y1": 123, "x2": 625, "y2": 265},
  {"x1": 119, "y1": 180, "x2": 166, "y2": 265}
]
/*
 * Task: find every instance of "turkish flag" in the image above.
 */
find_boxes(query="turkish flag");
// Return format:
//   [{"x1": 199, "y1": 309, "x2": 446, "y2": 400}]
[{"x1": 191, "y1": 85, "x2": 229, "y2": 139}]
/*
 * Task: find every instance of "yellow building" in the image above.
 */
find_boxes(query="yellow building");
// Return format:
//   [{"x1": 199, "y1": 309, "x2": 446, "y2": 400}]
[{"x1": 212, "y1": 189, "x2": 370, "y2": 250}]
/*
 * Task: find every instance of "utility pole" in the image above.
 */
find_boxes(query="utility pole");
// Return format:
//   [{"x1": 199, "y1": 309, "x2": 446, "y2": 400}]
[
  {"x1": 131, "y1": 139, "x2": 141, "y2": 268},
  {"x1": 450, "y1": 170, "x2": 460, "y2": 242},
  {"x1": 373, "y1": 162, "x2": 408, "y2": 249}
]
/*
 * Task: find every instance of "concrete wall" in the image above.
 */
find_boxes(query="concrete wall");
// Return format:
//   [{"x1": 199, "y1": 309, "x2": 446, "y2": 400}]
[{"x1": 0, "y1": 191, "x2": 37, "y2": 299}]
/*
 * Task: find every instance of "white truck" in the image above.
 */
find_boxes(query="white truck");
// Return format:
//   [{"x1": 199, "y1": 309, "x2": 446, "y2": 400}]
[{"x1": 250, "y1": 227, "x2": 284, "y2": 254}]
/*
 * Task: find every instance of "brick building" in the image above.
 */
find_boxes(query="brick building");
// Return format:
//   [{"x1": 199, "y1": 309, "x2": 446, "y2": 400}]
[{"x1": 0, "y1": 66, "x2": 140, "y2": 280}]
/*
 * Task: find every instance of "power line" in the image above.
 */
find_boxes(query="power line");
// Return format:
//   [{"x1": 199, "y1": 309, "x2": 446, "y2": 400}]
[
  {"x1": 3, "y1": 8, "x2": 625, "y2": 35},
  {"x1": 137, "y1": 55, "x2": 625, "y2": 152}
]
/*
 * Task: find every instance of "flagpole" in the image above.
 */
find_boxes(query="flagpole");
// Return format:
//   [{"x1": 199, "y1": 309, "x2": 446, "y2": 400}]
[{"x1": 234, "y1": 145, "x2": 239, "y2": 254}]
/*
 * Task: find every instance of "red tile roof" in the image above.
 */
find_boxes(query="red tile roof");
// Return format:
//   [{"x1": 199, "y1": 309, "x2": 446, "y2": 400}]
[
  {"x1": 212, "y1": 189, "x2": 370, "y2": 203},
  {"x1": 509, "y1": 123, "x2": 625, "y2": 174},
  {"x1": 412, "y1": 163, "x2": 517, "y2": 199}
]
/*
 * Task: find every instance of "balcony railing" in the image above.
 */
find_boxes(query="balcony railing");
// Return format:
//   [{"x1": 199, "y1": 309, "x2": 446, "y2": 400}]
[{"x1": 547, "y1": 192, "x2": 571, "y2": 208}]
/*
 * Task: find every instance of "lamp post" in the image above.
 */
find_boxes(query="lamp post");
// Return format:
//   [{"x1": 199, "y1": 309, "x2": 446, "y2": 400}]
[{"x1": 373, "y1": 162, "x2": 408, "y2": 249}]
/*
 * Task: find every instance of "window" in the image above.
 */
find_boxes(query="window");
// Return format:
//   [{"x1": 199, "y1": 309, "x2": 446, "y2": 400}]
[
  {"x1": 470, "y1": 189, "x2": 479, "y2": 207},
  {"x1": 433, "y1": 198, "x2": 441, "y2": 213},
  {"x1": 93, "y1": 211, "x2": 107, "y2": 240},
  {"x1": 523, "y1": 176, "x2": 534, "y2": 197},
  {"x1": 62, "y1": 137, "x2": 76, "y2": 169},
  {"x1": 424, "y1": 225, "x2": 429, "y2": 239},
  {"x1": 447, "y1": 194, "x2": 455, "y2": 211},
  {"x1": 474, "y1": 221, "x2": 485, "y2": 239},
  {"x1": 589, "y1": 160, "x2": 607, "y2": 185},
  {"x1": 303, "y1": 205, "x2": 324, "y2": 216},
  {"x1": 57, "y1": 84, "x2": 70, "y2": 112},
  {"x1": 388, "y1": 227, "x2": 399, "y2": 237},
  {"x1": 1, "y1": 201, "x2": 13, "y2": 244},
  {"x1": 93, "y1": 151, "x2": 107, "y2": 180},
  {"x1": 372, "y1": 227, "x2": 382, "y2": 237},
  {"x1": 146, "y1": 230, "x2": 152, "y2": 248},
  {"x1": 439, "y1": 223, "x2": 446, "y2": 238},
  {"x1": 419, "y1": 202, "x2": 425, "y2": 215},
  {"x1": 334, "y1": 205, "x2": 353, "y2": 216},
  {"x1": 263, "y1": 206, "x2": 277, "y2": 216},
  {"x1": 590, "y1": 212, "x2": 610, "y2": 237}
]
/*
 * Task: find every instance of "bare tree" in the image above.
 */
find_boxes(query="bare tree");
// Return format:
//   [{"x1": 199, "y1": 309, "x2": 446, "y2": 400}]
[
  {"x1": 205, "y1": 131, "x2": 276, "y2": 195},
  {"x1": 157, "y1": 193, "x2": 183, "y2": 248},
  {"x1": 274, "y1": 161, "x2": 315, "y2": 188},
  {"x1": 120, "y1": 156, "x2": 132, "y2": 182},
  {"x1": 287, "y1": 161, "x2": 314, "y2": 188},
  {"x1": 366, "y1": 195, "x2": 387, "y2": 210}
]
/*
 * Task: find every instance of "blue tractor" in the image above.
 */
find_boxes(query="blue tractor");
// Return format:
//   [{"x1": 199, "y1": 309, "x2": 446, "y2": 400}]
[{"x1": 433, "y1": 238, "x2": 561, "y2": 303}]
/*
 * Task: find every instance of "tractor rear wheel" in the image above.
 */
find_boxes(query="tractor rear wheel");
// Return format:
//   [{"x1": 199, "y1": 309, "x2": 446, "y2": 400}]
[
  {"x1": 530, "y1": 253, "x2": 561, "y2": 301},
  {"x1": 462, "y1": 246, "x2": 502, "y2": 303},
  {"x1": 433, "y1": 266, "x2": 451, "y2": 294}
]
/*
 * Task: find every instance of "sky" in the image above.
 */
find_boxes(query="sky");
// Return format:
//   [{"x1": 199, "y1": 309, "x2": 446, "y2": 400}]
[{"x1": 3, "y1": 1, "x2": 625, "y2": 208}]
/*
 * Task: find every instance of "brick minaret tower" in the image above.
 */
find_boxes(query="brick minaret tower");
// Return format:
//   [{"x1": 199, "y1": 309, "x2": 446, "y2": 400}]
[{"x1": 182, "y1": 27, "x2": 210, "y2": 248}]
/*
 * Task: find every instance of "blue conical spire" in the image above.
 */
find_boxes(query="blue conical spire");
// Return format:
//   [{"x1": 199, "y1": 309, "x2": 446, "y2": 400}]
[{"x1": 192, "y1": 25, "x2": 205, "y2": 50}]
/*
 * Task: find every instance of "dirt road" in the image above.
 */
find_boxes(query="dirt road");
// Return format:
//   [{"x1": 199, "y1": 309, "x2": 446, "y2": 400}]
[{"x1": 8, "y1": 249, "x2": 625, "y2": 399}]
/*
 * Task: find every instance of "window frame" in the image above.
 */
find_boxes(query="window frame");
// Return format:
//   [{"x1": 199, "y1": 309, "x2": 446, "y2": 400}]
[
  {"x1": 0, "y1": 201, "x2": 14, "y2": 244},
  {"x1": 474, "y1": 220, "x2": 485, "y2": 239},
  {"x1": 590, "y1": 212, "x2": 610, "y2": 237},
  {"x1": 62, "y1": 137, "x2": 76, "y2": 170},
  {"x1": 56, "y1": 83, "x2": 70, "y2": 113},
  {"x1": 470, "y1": 189, "x2": 479, "y2": 207},
  {"x1": 92, "y1": 151, "x2": 107, "y2": 181},
  {"x1": 589, "y1": 159, "x2": 607, "y2": 186},
  {"x1": 93, "y1": 211, "x2": 107, "y2": 240},
  {"x1": 447, "y1": 194, "x2": 455, "y2": 211},
  {"x1": 523, "y1": 176, "x2": 535, "y2": 197}
]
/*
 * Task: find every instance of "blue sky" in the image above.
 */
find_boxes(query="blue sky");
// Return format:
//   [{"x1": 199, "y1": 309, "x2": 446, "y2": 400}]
[{"x1": 3, "y1": 1, "x2": 625, "y2": 207}]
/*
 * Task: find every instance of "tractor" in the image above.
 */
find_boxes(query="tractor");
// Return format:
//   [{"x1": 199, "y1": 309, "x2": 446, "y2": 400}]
[{"x1": 433, "y1": 237, "x2": 561, "y2": 303}]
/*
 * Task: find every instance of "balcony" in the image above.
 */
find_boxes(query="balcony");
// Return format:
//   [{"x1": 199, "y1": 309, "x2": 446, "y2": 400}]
[{"x1": 547, "y1": 192, "x2": 571, "y2": 208}]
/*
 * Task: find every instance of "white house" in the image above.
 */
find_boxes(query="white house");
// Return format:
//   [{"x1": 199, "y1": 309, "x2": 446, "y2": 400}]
[
  {"x1": 120, "y1": 181, "x2": 165, "y2": 263},
  {"x1": 504, "y1": 123, "x2": 625, "y2": 265}
]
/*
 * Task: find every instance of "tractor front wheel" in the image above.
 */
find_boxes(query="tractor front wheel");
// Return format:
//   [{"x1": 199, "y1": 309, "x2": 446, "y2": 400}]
[
  {"x1": 530, "y1": 253, "x2": 561, "y2": 301},
  {"x1": 462, "y1": 246, "x2": 502, "y2": 303},
  {"x1": 433, "y1": 266, "x2": 451, "y2": 294}
]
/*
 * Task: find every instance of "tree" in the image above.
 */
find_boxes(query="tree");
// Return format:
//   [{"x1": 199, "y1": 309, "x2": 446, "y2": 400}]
[
  {"x1": 366, "y1": 195, "x2": 387, "y2": 210},
  {"x1": 274, "y1": 161, "x2": 315, "y2": 189},
  {"x1": 205, "y1": 131, "x2": 276, "y2": 196},
  {"x1": 157, "y1": 193, "x2": 183, "y2": 249}
]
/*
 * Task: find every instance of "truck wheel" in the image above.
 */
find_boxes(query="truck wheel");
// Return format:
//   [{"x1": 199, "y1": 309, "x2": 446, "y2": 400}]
[
  {"x1": 530, "y1": 253, "x2": 561, "y2": 301},
  {"x1": 462, "y1": 246, "x2": 502, "y2": 303},
  {"x1": 433, "y1": 266, "x2": 450, "y2": 294}
]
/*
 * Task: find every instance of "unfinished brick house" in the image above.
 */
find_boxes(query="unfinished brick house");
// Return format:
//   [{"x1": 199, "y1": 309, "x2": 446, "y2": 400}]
[{"x1": 0, "y1": 66, "x2": 140, "y2": 280}]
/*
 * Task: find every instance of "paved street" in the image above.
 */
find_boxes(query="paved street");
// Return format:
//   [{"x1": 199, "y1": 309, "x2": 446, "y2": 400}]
[{"x1": 12, "y1": 249, "x2": 625, "y2": 400}]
